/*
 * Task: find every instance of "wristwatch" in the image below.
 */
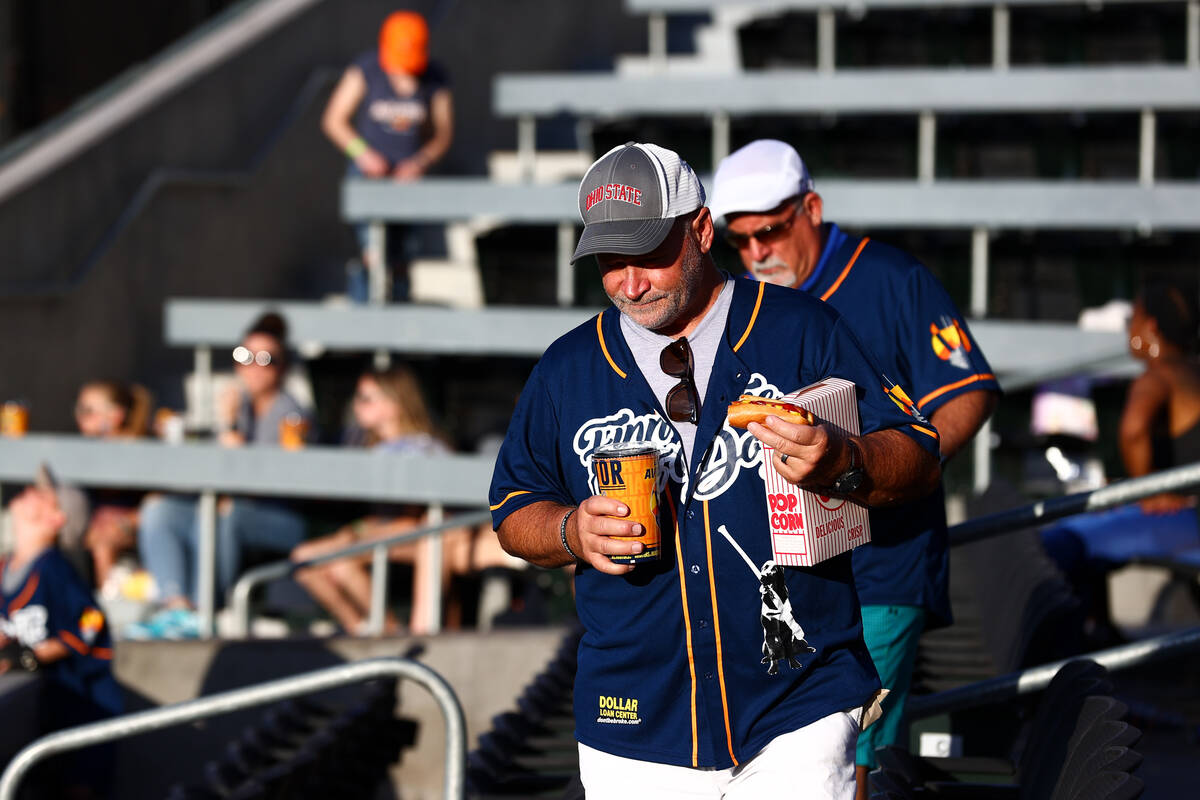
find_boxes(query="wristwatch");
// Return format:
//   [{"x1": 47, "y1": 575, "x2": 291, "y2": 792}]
[{"x1": 831, "y1": 437, "x2": 865, "y2": 495}]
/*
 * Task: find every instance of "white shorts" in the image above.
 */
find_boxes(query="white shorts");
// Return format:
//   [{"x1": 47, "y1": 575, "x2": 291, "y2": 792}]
[{"x1": 578, "y1": 709, "x2": 859, "y2": 800}]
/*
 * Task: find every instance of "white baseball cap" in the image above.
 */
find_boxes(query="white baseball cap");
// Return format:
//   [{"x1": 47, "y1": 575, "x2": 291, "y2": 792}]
[
  {"x1": 708, "y1": 139, "x2": 815, "y2": 223},
  {"x1": 572, "y1": 142, "x2": 706, "y2": 263}
]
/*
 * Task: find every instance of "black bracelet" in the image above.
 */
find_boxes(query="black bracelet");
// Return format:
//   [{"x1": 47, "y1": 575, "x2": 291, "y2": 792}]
[{"x1": 559, "y1": 508, "x2": 579, "y2": 560}]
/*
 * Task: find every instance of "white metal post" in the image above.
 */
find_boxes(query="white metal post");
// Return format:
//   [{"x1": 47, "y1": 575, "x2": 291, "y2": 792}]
[
  {"x1": 712, "y1": 111, "x2": 731, "y2": 170},
  {"x1": 367, "y1": 220, "x2": 387, "y2": 305},
  {"x1": 197, "y1": 490, "x2": 217, "y2": 639},
  {"x1": 368, "y1": 543, "x2": 388, "y2": 636},
  {"x1": 1188, "y1": 0, "x2": 1199, "y2": 68},
  {"x1": 992, "y1": 4, "x2": 1010, "y2": 71},
  {"x1": 970, "y1": 226, "x2": 989, "y2": 318},
  {"x1": 194, "y1": 345, "x2": 212, "y2": 431},
  {"x1": 817, "y1": 8, "x2": 836, "y2": 73},
  {"x1": 556, "y1": 222, "x2": 575, "y2": 307},
  {"x1": 517, "y1": 115, "x2": 536, "y2": 181},
  {"x1": 424, "y1": 504, "x2": 445, "y2": 635},
  {"x1": 649, "y1": 12, "x2": 667, "y2": 69},
  {"x1": 974, "y1": 418, "x2": 993, "y2": 494},
  {"x1": 1139, "y1": 108, "x2": 1156, "y2": 187},
  {"x1": 918, "y1": 111, "x2": 937, "y2": 184}
]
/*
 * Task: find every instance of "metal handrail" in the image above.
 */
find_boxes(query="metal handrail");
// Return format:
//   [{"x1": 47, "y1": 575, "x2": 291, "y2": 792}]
[
  {"x1": 0, "y1": 657, "x2": 467, "y2": 800},
  {"x1": 908, "y1": 625, "x2": 1200, "y2": 719},
  {"x1": 230, "y1": 509, "x2": 494, "y2": 638},
  {"x1": 949, "y1": 460, "x2": 1200, "y2": 547}
]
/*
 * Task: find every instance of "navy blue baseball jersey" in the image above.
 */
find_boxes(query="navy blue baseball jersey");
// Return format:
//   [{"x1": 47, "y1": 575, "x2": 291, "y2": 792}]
[
  {"x1": 490, "y1": 277, "x2": 940, "y2": 768},
  {"x1": 0, "y1": 548, "x2": 122, "y2": 718},
  {"x1": 798, "y1": 223, "x2": 999, "y2": 625}
]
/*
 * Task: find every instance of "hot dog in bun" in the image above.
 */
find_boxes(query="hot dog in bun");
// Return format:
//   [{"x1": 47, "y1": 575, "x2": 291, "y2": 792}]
[{"x1": 727, "y1": 395, "x2": 817, "y2": 429}]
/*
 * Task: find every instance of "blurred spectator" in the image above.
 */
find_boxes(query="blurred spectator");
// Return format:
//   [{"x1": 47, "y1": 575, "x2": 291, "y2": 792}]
[
  {"x1": 1119, "y1": 280, "x2": 1200, "y2": 512},
  {"x1": 1, "y1": 465, "x2": 121, "y2": 798},
  {"x1": 293, "y1": 365, "x2": 492, "y2": 635},
  {"x1": 74, "y1": 380, "x2": 152, "y2": 592},
  {"x1": 322, "y1": 10, "x2": 453, "y2": 302},
  {"x1": 131, "y1": 312, "x2": 314, "y2": 639}
]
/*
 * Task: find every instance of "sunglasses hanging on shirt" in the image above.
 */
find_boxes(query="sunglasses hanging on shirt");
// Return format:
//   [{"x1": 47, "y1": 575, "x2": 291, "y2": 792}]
[{"x1": 660, "y1": 337, "x2": 701, "y2": 424}]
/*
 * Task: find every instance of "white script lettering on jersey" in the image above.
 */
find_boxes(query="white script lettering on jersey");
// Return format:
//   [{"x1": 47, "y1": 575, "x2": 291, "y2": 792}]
[
  {"x1": 0, "y1": 605, "x2": 49, "y2": 646},
  {"x1": 571, "y1": 373, "x2": 785, "y2": 502},
  {"x1": 573, "y1": 409, "x2": 684, "y2": 496}
]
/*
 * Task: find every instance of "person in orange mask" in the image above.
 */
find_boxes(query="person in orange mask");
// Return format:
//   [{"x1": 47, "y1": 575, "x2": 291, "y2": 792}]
[{"x1": 322, "y1": 10, "x2": 454, "y2": 302}]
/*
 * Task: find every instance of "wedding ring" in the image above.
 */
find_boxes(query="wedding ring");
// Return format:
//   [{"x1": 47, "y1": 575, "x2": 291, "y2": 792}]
[{"x1": 780, "y1": 453, "x2": 789, "y2": 465}]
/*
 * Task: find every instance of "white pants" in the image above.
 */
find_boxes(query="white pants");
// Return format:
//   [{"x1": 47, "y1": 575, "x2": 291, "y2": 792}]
[{"x1": 578, "y1": 710, "x2": 859, "y2": 800}]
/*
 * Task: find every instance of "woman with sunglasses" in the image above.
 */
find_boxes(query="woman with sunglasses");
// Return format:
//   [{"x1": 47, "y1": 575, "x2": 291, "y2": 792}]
[{"x1": 130, "y1": 313, "x2": 314, "y2": 639}]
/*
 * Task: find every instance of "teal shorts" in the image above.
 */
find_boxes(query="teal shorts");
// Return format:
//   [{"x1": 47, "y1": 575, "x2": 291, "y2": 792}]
[{"x1": 856, "y1": 604, "x2": 926, "y2": 768}]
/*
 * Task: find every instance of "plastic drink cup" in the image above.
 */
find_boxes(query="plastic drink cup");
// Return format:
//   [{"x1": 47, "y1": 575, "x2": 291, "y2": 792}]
[
  {"x1": 1, "y1": 401, "x2": 29, "y2": 437},
  {"x1": 279, "y1": 412, "x2": 309, "y2": 450},
  {"x1": 591, "y1": 443, "x2": 661, "y2": 563}
]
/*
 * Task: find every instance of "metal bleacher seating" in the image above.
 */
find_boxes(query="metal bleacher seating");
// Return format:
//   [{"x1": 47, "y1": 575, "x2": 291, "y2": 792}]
[
  {"x1": 165, "y1": 679, "x2": 417, "y2": 800},
  {"x1": 872, "y1": 660, "x2": 1144, "y2": 799}
]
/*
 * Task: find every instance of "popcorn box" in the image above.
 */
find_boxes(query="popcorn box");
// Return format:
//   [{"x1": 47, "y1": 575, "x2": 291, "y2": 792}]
[{"x1": 760, "y1": 378, "x2": 871, "y2": 567}]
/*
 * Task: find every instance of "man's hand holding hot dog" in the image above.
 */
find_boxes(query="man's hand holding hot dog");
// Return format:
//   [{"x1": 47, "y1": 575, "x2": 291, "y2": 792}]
[{"x1": 747, "y1": 416, "x2": 940, "y2": 507}]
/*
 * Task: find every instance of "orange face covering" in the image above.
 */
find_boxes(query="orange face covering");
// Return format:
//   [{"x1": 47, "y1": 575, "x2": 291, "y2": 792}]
[{"x1": 378, "y1": 11, "x2": 429, "y2": 76}]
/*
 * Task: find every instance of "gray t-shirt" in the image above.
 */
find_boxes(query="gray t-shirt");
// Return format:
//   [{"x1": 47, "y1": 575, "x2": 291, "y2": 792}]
[
  {"x1": 234, "y1": 392, "x2": 312, "y2": 444},
  {"x1": 619, "y1": 278, "x2": 735, "y2": 470}
]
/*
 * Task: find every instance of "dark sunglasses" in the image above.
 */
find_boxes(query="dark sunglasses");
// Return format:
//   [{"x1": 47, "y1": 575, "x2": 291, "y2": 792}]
[
  {"x1": 723, "y1": 202, "x2": 801, "y2": 250},
  {"x1": 660, "y1": 337, "x2": 701, "y2": 424}
]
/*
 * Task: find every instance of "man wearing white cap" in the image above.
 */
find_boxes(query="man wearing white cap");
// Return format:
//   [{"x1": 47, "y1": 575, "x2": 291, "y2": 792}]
[
  {"x1": 490, "y1": 142, "x2": 944, "y2": 798},
  {"x1": 710, "y1": 139, "x2": 1000, "y2": 796}
]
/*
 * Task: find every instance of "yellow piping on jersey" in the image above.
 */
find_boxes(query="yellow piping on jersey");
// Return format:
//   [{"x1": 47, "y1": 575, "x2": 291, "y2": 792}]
[
  {"x1": 917, "y1": 373, "x2": 996, "y2": 411},
  {"x1": 597, "y1": 314, "x2": 627, "y2": 378},
  {"x1": 704, "y1": 500, "x2": 739, "y2": 766},
  {"x1": 732, "y1": 281, "x2": 765, "y2": 353},
  {"x1": 910, "y1": 424, "x2": 939, "y2": 439},
  {"x1": 668, "y1": 493, "x2": 700, "y2": 766},
  {"x1": 489, "y1": 490, "x2": 531, "y2": 511},
  {"x1": 820, "y1": 237, "x2": 870, "y2": 302}
]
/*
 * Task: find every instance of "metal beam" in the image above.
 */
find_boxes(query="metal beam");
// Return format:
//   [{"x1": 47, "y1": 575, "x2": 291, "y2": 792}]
[{"x1": 495, "y1": 66, "x2": 1200, "y2": 116}]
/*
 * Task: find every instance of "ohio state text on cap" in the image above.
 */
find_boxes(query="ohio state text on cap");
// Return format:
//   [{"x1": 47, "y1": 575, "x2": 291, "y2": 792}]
[{"x1": 571, "y1": 142, "x2": 706, "y2": 263}]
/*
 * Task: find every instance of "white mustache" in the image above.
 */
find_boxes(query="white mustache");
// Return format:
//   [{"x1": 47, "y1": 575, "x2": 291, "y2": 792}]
[{"x1": 751, "y1": 256, "x2": 790, "y2": 272}]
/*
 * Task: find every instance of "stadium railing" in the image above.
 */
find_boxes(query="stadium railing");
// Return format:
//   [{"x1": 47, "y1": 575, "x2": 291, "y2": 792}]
[
  {"x1": 623, "y1": 0, "x2": 1200, "y2": 74},
  {"x1": 230, "y1": 509, "x2": 493, "y2": 639},
  {"x1": 907, "y1": 624, "x2": 1200, "y2": 719},
  {"x1": 0, "y1": 435, "x2": 493, "y2": 639},
  {"x1": 0, "y1": 657, "x2": 467, "y2": 800}
]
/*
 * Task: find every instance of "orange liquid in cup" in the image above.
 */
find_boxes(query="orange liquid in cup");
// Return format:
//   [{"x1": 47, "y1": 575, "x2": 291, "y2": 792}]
[
  {"x1": 1, "y1": 402, "x2": 29, "y2": 437},
  {"x1": 279, "y1": 413, "x2": 308, "y2": 450},
  {"x1": 592, "y1": 443, "x2": 661, "y2": 563}
]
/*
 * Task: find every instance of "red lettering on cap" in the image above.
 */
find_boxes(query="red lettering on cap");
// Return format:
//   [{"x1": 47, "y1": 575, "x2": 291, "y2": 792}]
[{"x1": 585, "y1": 183, "x2": 644, "y2": 213}]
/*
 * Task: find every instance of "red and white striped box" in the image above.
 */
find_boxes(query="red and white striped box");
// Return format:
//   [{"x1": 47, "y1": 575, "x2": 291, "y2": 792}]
[{"x1": 760, "y1": 378, "x2": 871, "y2": 567}]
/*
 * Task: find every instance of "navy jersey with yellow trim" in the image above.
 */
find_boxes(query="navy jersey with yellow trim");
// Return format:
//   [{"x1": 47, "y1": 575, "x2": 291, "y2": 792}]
[
  {"x1": 0, "y1": 548, "x2": 122, "y2": 718},
  {"x1": 807, "y1": 223, "x2": 1000, "y2": 625},
  {"x1": 490, "y1": 277, "x2": 939, "y2": 769}
]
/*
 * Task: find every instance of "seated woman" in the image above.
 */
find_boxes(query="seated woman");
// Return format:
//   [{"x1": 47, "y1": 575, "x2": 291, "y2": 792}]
[
  {"x1": 1119, "y1": 280, "x2": 1200, "y2": 511},
  {"x1": 132, "y1": 312, "x2": 314, "y2": 639},
  {"x1": 293, "y1": 365, "x2": 479, "y2": 635},
  {"x1": 74, "y1": 380, "x2": 152, "y2": 590}
]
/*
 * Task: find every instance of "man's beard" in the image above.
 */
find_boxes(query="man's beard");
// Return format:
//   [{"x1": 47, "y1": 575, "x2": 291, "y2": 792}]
[
  {"x1": 750, "y1": 256, "x2": 797, "y2": 288},
  {"x1": 609, "y1": 234, "x2": 707, "y2": 333}
]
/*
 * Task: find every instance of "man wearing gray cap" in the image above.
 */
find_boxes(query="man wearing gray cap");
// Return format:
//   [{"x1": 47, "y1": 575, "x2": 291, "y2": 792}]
[
  {"x1": 489, "y1": 142, "x2": 943, "y2": 798},
  {"x1": 710, "y1": 139, "x2": 1000, "y2": 795}
]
